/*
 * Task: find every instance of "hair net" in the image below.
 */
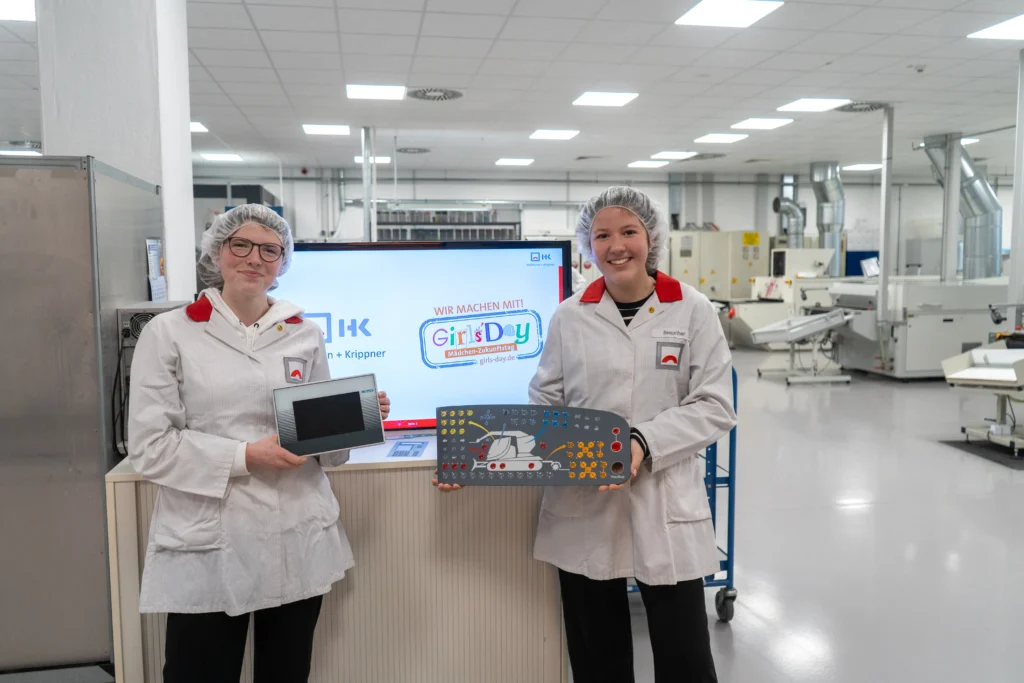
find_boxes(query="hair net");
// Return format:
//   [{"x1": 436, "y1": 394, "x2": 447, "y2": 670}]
[
  {"x1": 197, "y1": 204, "x2": 294, "y2": 290},
  {"x1": 575, "y1": 186, "x2": 667, "y2": 275}
]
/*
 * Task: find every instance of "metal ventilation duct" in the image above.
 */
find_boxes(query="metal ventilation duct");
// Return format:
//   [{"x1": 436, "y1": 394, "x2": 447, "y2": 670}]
[
  {"x1": 810, "y1": 162, "x2": 846, "y2": 277},
  {"x1": 773, "y1": 196, "x2": 805, "y2": 248},
  {"x1": 923, "y1": 135, "x2": 1002, "y2": 280}
]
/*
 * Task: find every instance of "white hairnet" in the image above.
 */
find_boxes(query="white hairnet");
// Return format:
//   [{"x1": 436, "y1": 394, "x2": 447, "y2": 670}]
[
  {"x1": 575, "y1": 186, "x2": 667, "y2": 275},
  {"x1": 197, "y1": 204, "x2": 294, "y2": 290}
]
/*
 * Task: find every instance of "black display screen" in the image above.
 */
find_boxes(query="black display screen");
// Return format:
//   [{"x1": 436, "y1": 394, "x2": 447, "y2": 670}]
[{"x1": 293, "y1": 392, "x2": 365, "y2": 441}]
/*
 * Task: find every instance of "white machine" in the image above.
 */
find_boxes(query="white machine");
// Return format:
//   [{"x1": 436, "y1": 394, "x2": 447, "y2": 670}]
[
  {"x1": 829, "y1": 277, "x2": 1011, "y2": 379},
  {"x1": 751, "y1": 309, "x2": 852, "y2": 385},
  {"x1": 666, "y1": 231, "x2": 768, "y2": 301},
  {"x1": 944, "y1": 340, "x2": 1024, "y2": 456}
]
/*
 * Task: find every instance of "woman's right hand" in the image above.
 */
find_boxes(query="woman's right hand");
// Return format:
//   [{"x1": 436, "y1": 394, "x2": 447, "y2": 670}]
[
  {"x1": 431, "y1": 470, "x2": 463, "y2": 492},
  {"x1": 245, "y1": 435, "x2": 307, "y2": 471}
]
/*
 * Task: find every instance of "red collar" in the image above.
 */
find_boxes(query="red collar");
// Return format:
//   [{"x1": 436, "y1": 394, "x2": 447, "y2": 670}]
[
  {"x1": 185, "y1": 293, "x2": 303, "y2": 324},
  {"x1": 580, "y1": 271, "x2": 683, "y2": 304}
]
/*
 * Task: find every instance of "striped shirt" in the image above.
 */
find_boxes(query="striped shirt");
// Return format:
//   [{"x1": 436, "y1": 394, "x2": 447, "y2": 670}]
[{"x1": 615, "y1": 293, "x2": 654, "y2": 327}]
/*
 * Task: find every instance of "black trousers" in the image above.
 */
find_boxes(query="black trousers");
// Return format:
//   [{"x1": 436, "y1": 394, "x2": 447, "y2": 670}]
[
  {"x1": 558, "y1": 570, "x2": 717, "y2": 683},
  {"x1": 163, "y1": 594, "x2": 323, "y2": 683}
]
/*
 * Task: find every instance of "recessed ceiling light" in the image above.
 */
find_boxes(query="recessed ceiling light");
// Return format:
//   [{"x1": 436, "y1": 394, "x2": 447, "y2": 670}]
[
  {"x1": 651, "y1": 151, "x2": 698, "y2": 160},
  {"x1": 968, "y1": 14, "x2": 1024, "y2": 40},
  {"x1": 732, "y1": 117, "x2": 793, "y2": 130},
  {"x1": 201, "y1": 153, "x2": 243, "y2": 162},
  {"x1": 0, "y1": 150, "x2": 42, "y2": 156},
  {"x1": 495, "y1": 158, "x2": 535, "y2": 166},
  {"x1": 695, "y1": 133, "x2": 748, "y2": 144},
  {"x1": 303, "y1": 124, "x2": 350, "y2": 136},
  {"x1": 346, "y1": 84, "x2": 406, "y2": 100},
  {"x1": 530, "y1": 129, "x2": 580, "y2": 140},
  {"x1": 676, "y1": 0, "x2": 784, "y2": 28},
  {"x1": 629, "y1": 161, "x2": 670, "y2": 168},
  {"x1": 354, "y1": 156, "x2": 391, "y2": 164},
  {"x1": 778, "y1": 98, "x2": 852, "y2": 112},
  {"x1": 190, "y1": 122, "x2": 208, "y2": 133},
  {"x1": 0, "y1": 0, "x2": 34, "y2": 21},
  {"x1": 573, "y1": 91, "x2": 638, "y2": 107},
  {"x1": 842, "y1": 163, "x2": 883, "y2": 171},
  {"x1": 961, "y1": 138, "x2": 980, "y2": 145}
]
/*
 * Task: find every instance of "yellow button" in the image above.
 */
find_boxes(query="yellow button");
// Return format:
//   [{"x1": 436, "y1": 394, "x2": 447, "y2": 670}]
[
  {"x1": 590, "y1": 473, "x2": 597, "y2": 479},
  {"x1": 648, "y1": 307, "x2": 655, "y2": 313},
  {"x1": 569, "y1": 472, "x2": 576, "y2": 479},
  {"x1": 598, "y1": 452, "x2": 604, "y2": 458},
  {"x1": 468, "y1": 410, "x2": 473, "y2": 416},
  {"x1": 441, "y1": 411, "x2": 447, "y2": 417},
  {"x1": 570, "y1": 462, "x2": 576, "y2": 469},
  {"x1": 577, "y1": 441, "x2": 584, "y2": 448},
  {"x1": 458, "y1": 410, "x2": 465, "y2": 417},
  {"x1": 588, "y1": 442, "x2": 594, "y2": 448},
  {"x1": 459, "y1": 429, "x2": 465, "y2": 435},
  {"x1": 276, "y1": 324, "x2": 283, "y2": 332},
  {"x1": 601, "y1": 472, "x2": 607, "y2": 479}
]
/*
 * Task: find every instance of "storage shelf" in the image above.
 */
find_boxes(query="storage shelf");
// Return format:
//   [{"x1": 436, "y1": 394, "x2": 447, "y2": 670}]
[{"x1": 376, "y1": 222, "x2": 520, "y2": 227}]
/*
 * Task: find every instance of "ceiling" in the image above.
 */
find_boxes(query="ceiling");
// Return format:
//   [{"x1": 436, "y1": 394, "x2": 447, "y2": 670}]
[{"x1": 2, "y1": 0, "x2": 1024, "y2": 175}]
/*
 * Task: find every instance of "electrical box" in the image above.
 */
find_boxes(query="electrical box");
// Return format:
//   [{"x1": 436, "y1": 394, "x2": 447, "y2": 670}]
[
  {"x1": 696, "y1": 232, "x2": 767, "y2": 300},
  {"x1": 667, "y1": 232, "x2": 701, "y2": 290},
  {"x1": 769, "y1": 248, "x2": 834, "y2": 277}
]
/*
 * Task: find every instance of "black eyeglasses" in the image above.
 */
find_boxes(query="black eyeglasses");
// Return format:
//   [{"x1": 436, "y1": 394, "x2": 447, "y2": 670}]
[{"x1": 227, "y1": 237, "x2": 283, "y2": 262}]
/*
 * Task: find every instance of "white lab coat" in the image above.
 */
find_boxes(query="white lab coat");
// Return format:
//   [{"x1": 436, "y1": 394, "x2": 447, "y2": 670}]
[
  {"x1": 128, "y1": 288, "x2": 353, "y2": 616},
  {"x1": 528, "y1": 272, "x2": 736, "y2": 585}
]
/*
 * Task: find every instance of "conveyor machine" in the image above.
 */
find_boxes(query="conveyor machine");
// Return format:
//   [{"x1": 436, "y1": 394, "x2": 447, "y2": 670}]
[{"x1": 944, "y1": 337, "x2": 1024, "y2": 457}]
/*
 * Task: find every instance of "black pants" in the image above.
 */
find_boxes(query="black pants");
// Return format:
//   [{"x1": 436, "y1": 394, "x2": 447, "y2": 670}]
[
  {"x1": 559, "y1": 570, "x2": 717, "y2": 683},
  {"x1": 163, "y1": 594, "x2": 323, "y2": 683}
]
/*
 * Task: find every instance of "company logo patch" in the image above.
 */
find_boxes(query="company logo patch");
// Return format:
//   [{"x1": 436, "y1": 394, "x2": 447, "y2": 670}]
[
  {"x1": 419, "y1": 310, "x2": 544, "y2": 369},
  {"x1": 656, "y1": 341, "x2": 684, "y2": 370},
  {"x1": 284, "y1": 357, "x2": 308, "y2": 384}
]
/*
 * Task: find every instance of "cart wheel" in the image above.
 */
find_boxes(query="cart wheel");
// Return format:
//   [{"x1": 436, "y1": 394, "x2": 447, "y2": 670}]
[
  {"x1": 715, "y1": 588, "x2": 736, "y2": 623},
  {"x1": 756, "y1": 369, "x2": 762, "y2": 378}
]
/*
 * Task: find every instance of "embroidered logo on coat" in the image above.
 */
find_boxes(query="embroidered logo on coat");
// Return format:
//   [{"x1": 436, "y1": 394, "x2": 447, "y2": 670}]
[
  {"x1": 656, "y1": 341, "x2": 684, "y2": 370},
  {"x1": 284, "y1": 357, "x2": 307, "y2": 384}
]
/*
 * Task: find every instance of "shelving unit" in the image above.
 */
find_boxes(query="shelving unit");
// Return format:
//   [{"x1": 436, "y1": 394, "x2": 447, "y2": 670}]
[{"x1": 376, "y1": 207, "x2": 522, "y2": 241}]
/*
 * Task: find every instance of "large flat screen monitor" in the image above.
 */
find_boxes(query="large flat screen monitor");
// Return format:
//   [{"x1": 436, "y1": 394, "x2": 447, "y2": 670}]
[{"x1": 274, "y1": 241, "x2": 573, "y2": 430}]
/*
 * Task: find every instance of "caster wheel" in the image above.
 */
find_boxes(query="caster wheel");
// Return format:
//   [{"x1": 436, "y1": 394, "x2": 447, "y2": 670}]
[
  {"x1": 715, "y1": 588, "x2": 736, "y2": 623},
  {"x1": 757, "y1": 369, "x2": 762, "y2": 378}
]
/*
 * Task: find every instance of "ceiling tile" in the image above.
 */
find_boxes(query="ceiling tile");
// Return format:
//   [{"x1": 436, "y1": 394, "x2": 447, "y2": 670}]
[
  {"x1": 821, "y1": 54, "x2": 902, "y2": 74},
  {"x1": 875, "y1": 57, "x2": 960, "y2": 75},
  {"x1": 190, "y1": 66, "x2": 214, "y2": 81},
  {"x1": 938, "y1": 60, "x2": 1017, "y2": 79},
  {"x1": 840, "y1": 73, "x2": 911, "y2": 90},
  {"x1": 0, "y1": 42, "x2": 38, "y2": 60},
  {"x1": 247, "y1": 5, "x2": 337, "y2": 32},
  {"x1": 790, "y1": 32, "x2": 886, "y2": 55},
  {"x1": 286, "y1": 83, "x2": 344, "y2": 97},
  {"x1": 627, "y1": 46, "x2": 705, "y2": 66},
  {"x1": 341, "y1": 34, "x2": 417, "y2": 55},
  {"x1": 335, "y1": 9, "x2": 422, "y2": 35},
  {"x1": 406, "y1": 72, "x2": 475, "y2": 88},
  {"x1": 512, "y1": 0, "x2": 605, "y2": 19},
  {"x1": 219, "y1": 80, "x2": 285, "y2": 96},
  {"x1": 469, "y1": 74, "x2": 535, "y2": 89},
  {"x1": 755, "y1": 3, "x2": 862, "y2": 30},
  {"x1": 487, "y1": 40, "x2": 567, "y2": 60},
  {"x1": 577, "y1": 20, "x2": 667, "y2": 45},
  {"x1": 691, "y1": 49, "x2": 776, "y2": 69},
  {"x1": 723, "y1": 28, "x2": 815, "y2": 53},
  {"x1": 0, "y1": 21, "x2": 35, "y2": 42},
  {"x1": 190, "y1": 92, "x2": 235, "y2": 106},
  {"x1": 669, "y1": 67, "x2": 739, "y2": 83},
  {"x1": 337, "y1": 0, "x2": 426, "y2": 8},
  {"x1": 0, "y1": 26, "x2": 21, "y2": 42},
  {"x1": 0, "y1": 60, "x2": 36, "y2": 76},
  {"x1": 477, "y1": 59, "x2": 552, "y2": 76},
  {"x1": 781, "y1": 71, "x2": 858, "y2": 87},
  {"x1": 189, "y1": 80, "x2": 225, "y2": 94},
  {"x1": 955, "y1": 0, "x2": 1024, "y2": 10},
  {"x1": 499, "y1": 17, "x2": 586, "y2": 42},
  {"x1": 192, "y1": 48, "x2": 272, "y2": 68},
  {"x1": 416, "y1": 37, "x2": 494, "y2": 58},
  {"x1": 271, "y1": 51, "x2": 342, "y2": 69},
  {"x1": 597, "y1": 0, "x2": 696, "y2": 22},
  {"x1": 187, "y1": 3, "x2": 252, "y2": 29},
  {"x1": 188, "y1": 28, "x2": 263, "y2": 50},
  {"x1": 276, "y1": 68, "x2": 345, "y2": 85},
  {"x1": 857, "y1": 35, "x2": 953, "y2": 56},
  {"x1": 421, "y1": 12, "x2": 505, "y2": 38},
  {"x1": 343, "y1": 69, "x2": 411, "y2": 82},
  {"x1": 230, "y1": 92, "x2": 298, "y2": 106},
  {"x1": 649, "y1": 25, "x2": 741, "y2": 49},
  {"x1": 208, "y1": 66, "x2": 279, "y2": 83},
  {"x1": 412, "y1": 56, "x2": 482, "y2": 73},
  {"x1": 755, "y1": 52, "x2": 840, "y2": 72},
  {"x1": 558, "y1": 43, "x2": 638, "y2": 62},
  {"x1": 260, "y1": 30, "x2": 340, "y2": 52},
  {"x1": 906, "y1": 11, "x2": 1020, "y2": 37},
  {"x1": 727, "y1": 69, "x2": 801, "y2": 86},
  {"x1": 342, "y1": 53, "x2": 410, "y2": 71},
  {"x1": 827, "y1": 7, "x2": 942, "y2": 34},
  {"x1": 425, "y1": 0, "x2": 515, "y2": 13}
]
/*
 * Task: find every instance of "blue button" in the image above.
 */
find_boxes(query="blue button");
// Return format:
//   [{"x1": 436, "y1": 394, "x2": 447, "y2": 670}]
[
  {"x1": 544, "y1": 411, "x2": 550, "y2": 417},
  {"x1": 543, "y1": 420, "x2": 549, "y2": 426},
  {"x1": 562, "y1": 422, "x2": 568, "y2": 428}
]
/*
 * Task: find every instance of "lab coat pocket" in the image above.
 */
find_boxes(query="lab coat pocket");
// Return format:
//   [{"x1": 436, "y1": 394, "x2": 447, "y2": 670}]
[
  {"x1": 150, "y1": 489, "x2": 225, "y2": 552},
  {"x1": 662, "y1": 462, "x2": 711, "y2": 524},
  {"x1": 540, "y1": 486, "x2": 587, "y2": 519}
]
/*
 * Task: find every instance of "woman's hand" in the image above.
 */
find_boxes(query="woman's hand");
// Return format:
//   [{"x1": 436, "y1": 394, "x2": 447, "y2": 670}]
[
  {"x1": 431, "y1": 470, "x2": 463, "y2": 492},
  {"x1": 378, "y1": 391, "x2": 390, "y2": 420},
  {"x1": 245, "y1": 435, "x2": 307, "y2": 471},
  {"x1": 598, "y1": 439, "x2": 645, "y2": 492}
]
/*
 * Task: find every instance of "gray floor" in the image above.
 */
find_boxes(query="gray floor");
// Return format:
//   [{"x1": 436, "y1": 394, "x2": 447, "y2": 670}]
[
  {"x1": 7, "y1": 349, "x2": 1021, "y2": 682},
  {"x1": 624, "y1": 349, "x2": 1023, "y2": 683}
]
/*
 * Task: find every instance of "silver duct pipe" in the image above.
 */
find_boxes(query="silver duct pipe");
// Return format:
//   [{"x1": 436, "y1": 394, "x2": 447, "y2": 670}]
[
  {"x1": 772, "y1": 196, "x2": 805, "y2": 248},
  {"x1": 923, "y1": 135, "x2": 1003, "y2": 280},
  {"x1": 809, "y1": 162, "x2": 846, "y2": 277}
]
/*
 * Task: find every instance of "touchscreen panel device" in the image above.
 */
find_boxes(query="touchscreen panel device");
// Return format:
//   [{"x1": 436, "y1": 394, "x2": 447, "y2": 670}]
[{"x1": 274, "y1": 374, "x2": 385, "y2": 456}]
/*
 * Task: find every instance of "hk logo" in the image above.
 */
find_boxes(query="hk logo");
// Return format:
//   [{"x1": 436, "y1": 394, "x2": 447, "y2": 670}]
[
  {"x1": 531, "y1": 252, "x2": 552, "y2": 262},
  {"x1": 304, "y1": 313, "x2": 370, "y2": 344}
]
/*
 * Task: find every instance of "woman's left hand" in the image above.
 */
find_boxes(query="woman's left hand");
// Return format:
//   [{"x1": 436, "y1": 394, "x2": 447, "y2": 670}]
[
  {"x1": 378, "y1": 391, "x2": 391, "y2": 420},
  {"x1": 598, "y1": 439, "x2": 645, "y2": 492}
]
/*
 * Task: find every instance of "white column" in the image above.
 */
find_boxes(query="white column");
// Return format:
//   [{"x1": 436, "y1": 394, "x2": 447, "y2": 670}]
[
  {"x1": 37, "y1": 0, "x2": 197, "y2": 301},
  {"x1": 940, "y1": 133, "x2": 963, "y2": 283},
  {"x1": 877, "y1": 106, "x2": 894, "y2": 326},
  {"x1": 1010, "y1": 49, "x2": 1024, "y2": 326}
]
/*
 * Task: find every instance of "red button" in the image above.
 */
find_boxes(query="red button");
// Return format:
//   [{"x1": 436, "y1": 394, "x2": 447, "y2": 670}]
[
  {"x1": 611, "y1": 441, "x2": 622, "y2": 453},
  {"x1": 442, "y1": 463, "x2": 448, "y2": 469},
  {"x1": 479, "y1": 454, "x2": 485, "y2": 460},
  {"x1": 500, "y1": 463, "x2": 506, "y2": 469},
  {"x1": 540, "y1": 442, "x2": 547, "y2": 449},
  {"x1": 490, "y1": 463, "x2": 495, "y2": 469},
  {"x1": 612, "y1": 428, "x2": 620, "y2": 435},
  {"x1": 528, "y1": 463, "x2": 535, "y2": 469},
  {"x1": 461, "y1": 464, "x2": 466, "y2": 469}
]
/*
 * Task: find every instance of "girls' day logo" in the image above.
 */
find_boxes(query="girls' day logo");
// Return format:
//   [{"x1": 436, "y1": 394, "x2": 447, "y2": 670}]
[{"x1": 419, "y1": 310, "x2": 543, "y2": 369}]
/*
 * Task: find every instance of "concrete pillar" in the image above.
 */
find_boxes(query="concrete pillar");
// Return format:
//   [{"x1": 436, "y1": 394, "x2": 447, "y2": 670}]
[
  {"x1": 1010, "y1": 49, "x2": 1024, "y2": 325},
  {"x1": 37, "y1": 0, "x2": 197, "y2": 300}
]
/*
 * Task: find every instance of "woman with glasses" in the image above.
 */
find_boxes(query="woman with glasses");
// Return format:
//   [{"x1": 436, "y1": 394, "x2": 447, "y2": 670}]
[{"x1": 128, "y1": 204, "x2": 390, "y2": 683}]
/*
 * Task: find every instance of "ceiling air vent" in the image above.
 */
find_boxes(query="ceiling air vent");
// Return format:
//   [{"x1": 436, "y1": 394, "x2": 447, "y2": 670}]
[
  {"x1": 686, "y1": 153, "x2": 726, "y2": 161},
  {"x1": 397, "y1": 147, "x2": 431, "y2": 154},
  {"x1": 836, "y1": 102, "x2": 886, "y2": 113},
  {"x1": 574, "y1": 155, "x2": 606, "y2": 161},
  {"x1": 408, "y1": 88, "x2": 463, "y2": 102},
  {"x1": 744, "y1": 158, "x2": 771, "y2": 164}
]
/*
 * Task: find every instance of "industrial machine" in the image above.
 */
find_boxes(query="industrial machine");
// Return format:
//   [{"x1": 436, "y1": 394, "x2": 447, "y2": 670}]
[
  {"x1": 944, "y1": 338, "x2": 1024, "y2": 456},
  {"x1": 666, "y1": 230, "x2": 768, "y2": 300},
  {"x1": 751, "y1": 309, "x2": 852, "y2": 385}
]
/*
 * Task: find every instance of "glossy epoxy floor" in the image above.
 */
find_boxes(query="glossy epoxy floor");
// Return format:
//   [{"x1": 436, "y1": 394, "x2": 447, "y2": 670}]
[{"x1": 622, "y1": 349, "x2": 1024, "y2": 683}]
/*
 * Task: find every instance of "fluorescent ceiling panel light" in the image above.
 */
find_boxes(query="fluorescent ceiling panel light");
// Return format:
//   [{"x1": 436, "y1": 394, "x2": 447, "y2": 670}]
[
  {"x1": 303, "y1": 124, "x2": 350, "y2": 136},
  {"x1": 0, "y1": 0, "x2": 35, "y2": 21},
  {"x1": 201, "y1": 153, "x2": 243, "y2": 162},
  {"x1": 190, "y1": 122, "x2": 208, "y2": 133},
  {"x1": 651, "y1": 151, "x2": 698, "y2": 160},
  {"x1": 573, "y1": 91, "x2": 638, "y2": 107},
  {"x1": 961, "y1": 138, "x2": 980, "y2": 145},
  {"x1": 354, "y1": 156, "x2": 392, "y2": 164},
  {"x1": 968, "y1": 14, "x2": 1024, "y2": 40},
  {"x1": 842, "y1": 164, "x2": 882, "y2": 171},
  {"x1": 778, "y1": 98, "x2": 851, "y2": 112},
  {"x1": 0, "y1": 150, "x2": 42, "y2": 156},
  {"x1": 495, "y1": 158, "x2": 534, "y2": 166},
  {"x1": 346, "y1": 84, "x2": 406, "y2": 100},
  {"x1": 695, "y1": 133, "x2": 748, "y2": 144},
  {"x1": 629, "y1": 161, "x2": 670, "y2": 168},
  {"x1": 732, "y1": 117, "x2": 793, "y2": 130},
  {"x1": 530, "y1": 129, "x2": 580, "y2": 140},
  {"x1": 676, "y1": 0, "x2": 784, "y2": 28}
]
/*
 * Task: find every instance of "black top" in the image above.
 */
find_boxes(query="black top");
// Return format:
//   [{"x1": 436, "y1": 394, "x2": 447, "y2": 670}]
[{"x1": 614, "y1": 292, "x2": 655, "y2": 327}]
